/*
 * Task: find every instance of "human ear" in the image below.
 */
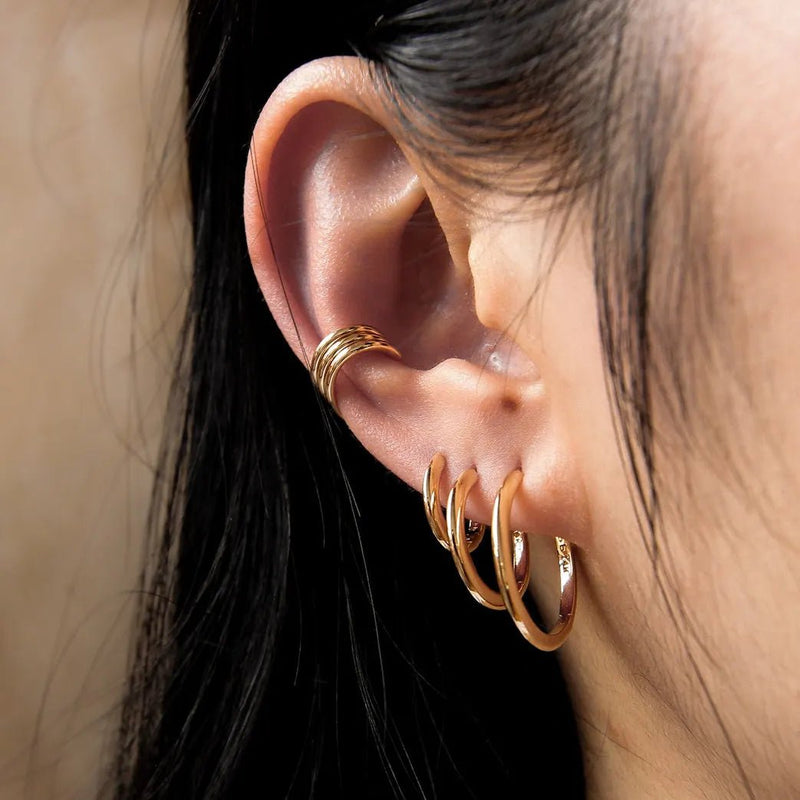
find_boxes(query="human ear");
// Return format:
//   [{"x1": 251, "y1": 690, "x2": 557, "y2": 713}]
[{"x1": 244, "y1": 56, "x2": 591, "y2": 543}]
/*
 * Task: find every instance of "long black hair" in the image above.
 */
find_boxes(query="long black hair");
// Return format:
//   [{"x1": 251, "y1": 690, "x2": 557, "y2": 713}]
[{"x1": 109, "y1": 1, "x2": 689, "y2": 797}]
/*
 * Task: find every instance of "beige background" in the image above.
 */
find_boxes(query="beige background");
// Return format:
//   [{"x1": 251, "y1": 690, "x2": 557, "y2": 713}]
[{"x1": 0, "y1": 1, "x2": 186, "y2": 796}]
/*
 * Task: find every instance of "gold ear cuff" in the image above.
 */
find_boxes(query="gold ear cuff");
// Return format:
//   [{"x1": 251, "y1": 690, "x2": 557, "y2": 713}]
[
  {"x1": 310, "y1": 325, "x2": 400, "y2": 416},
  {"x1": 424, "y1": 454, "x2": 577, "y2": 651}
]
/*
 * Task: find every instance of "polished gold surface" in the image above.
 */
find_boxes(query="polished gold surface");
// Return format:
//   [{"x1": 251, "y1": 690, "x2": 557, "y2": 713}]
[
  {"x1": 492, "y1": 469, "x2": 577, "y2": 651},
  {"x1": 446, "y1": 467, "x2": 530, "y2": 610},
  {"x1": 423, "y1": 453, "x2": 484, "y2": 551},
  {"x1": 309, "y1": 325, "x2": 401, "y2": 415}
]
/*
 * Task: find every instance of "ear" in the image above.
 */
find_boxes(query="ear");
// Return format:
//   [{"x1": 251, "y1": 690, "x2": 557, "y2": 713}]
[{"x1": 244, "y1": 56, "x2": 591, "y2": 541}]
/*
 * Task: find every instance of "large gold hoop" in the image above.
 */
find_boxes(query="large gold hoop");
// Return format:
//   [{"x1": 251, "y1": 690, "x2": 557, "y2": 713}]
[
  {"x1": 423, "y1": 454, "x2": 483, "y2": 552},
  {"x1": 491, "y1": 469, "x2": 577, "y2": 651},
  {"x1": 447, "y1": 468, "x2": 530, "y2": 610},
  {"x1": 309, "y1": 325, "x2": 401, "y2": 415}
]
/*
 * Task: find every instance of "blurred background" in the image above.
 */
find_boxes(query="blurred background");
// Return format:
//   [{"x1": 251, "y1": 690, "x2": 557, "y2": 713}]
[{"x1": 0, "y1": 1, "x2": 186, "y2": 796}]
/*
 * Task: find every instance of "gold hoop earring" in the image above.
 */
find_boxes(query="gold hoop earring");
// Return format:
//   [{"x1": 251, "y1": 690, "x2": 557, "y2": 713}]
[
  {"x1": 447, "y1": 467, "x2": 530, "y2": 610},
  {"x1": 491, "y1": 469, "x2": 577, "y2": 651},
  {"x1": 423, "y1": 454, "x2": 484, "y2": 552},
  {"x1": 309, "y1": 325, "x2": 401, "y2": 415}
]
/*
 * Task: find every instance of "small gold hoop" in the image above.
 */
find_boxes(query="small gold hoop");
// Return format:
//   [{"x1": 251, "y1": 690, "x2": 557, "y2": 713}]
[
  {"x1": 491, "y1": 469, "x2": 577, "y2": 651},
  {"x1": 309, "y1": 325, "x2": 401, "y2": 415},
  {"x1": 423, "y1": 454, "x2": 484, "y2": 552},
  {"x1": 447, "y1": 468, "x2": 530, "y2": 610}
]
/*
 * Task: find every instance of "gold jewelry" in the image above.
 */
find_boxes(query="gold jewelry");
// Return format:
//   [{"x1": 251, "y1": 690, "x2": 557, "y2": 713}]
[
  {"x1": 447, "y1": 467, "x2": 530, "y2": 610},
  {"x1": 423, "y1": 453, "x2": 484, "y2": 552},
  {"x1": 423, "y1": 457, "x2": 577, "y2": 650},
  {"x1": 492, "y1": 469, "x2": 577, "y2": 651},
  {"x1": 309, "y1": 325, "x2": 401, "y2": 415}
]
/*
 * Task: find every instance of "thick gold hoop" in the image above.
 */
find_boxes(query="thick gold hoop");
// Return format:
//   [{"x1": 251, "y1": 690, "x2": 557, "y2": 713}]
[
  {"x1": 491, "y1": 469, "x2": 577, "y2": 651},
  {"x1": 446, "y1": 468, "x2": 530, "y2": 610},
  {"x1": 309, "y1": 325, "x2": 401, "y2": 415},
  {"x1": 423, "y1": 454, "x2": 484, "y2": 552}
]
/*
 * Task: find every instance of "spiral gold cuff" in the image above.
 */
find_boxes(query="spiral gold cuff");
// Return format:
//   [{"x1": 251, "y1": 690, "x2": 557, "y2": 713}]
[{"x1": 310, "y1": 325, "x2": 401, "y2": 415}]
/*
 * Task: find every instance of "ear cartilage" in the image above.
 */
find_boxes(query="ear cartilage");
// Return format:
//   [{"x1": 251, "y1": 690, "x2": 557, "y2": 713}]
[{"x1": 309, "y1": 325, "x2": 401, "y2": 416}]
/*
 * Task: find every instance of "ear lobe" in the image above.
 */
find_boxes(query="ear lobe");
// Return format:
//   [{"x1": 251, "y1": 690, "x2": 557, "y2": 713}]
[{"x1": 244, "y1": 57, "x2": 590, "y2": 543}]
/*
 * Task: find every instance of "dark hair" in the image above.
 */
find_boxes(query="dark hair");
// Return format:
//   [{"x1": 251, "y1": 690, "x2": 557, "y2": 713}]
[{"x1": 107, "y1": 1, "x2": 742, "y2": 799}]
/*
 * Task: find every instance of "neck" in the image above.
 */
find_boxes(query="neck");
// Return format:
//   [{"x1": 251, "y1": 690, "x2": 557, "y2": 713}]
[{"x1": 559, "y1": 588, "x2": 752, "y2": 800}]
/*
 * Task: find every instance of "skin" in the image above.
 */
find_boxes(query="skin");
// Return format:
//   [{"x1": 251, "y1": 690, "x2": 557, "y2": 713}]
[
  {"x1": 244, "y1": 5, "x2": 800, "y2": 797},
  {"x1": 3, "y1": 3, "x2": 797, "y2": 799}
]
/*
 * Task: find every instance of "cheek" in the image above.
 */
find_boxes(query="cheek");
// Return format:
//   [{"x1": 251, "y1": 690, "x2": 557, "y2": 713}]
[
  {"x1": 693, "y1": 0, "x2": 800, "y2": 529},
  {"x1": 716, "y1": 129, "x2": 800, "y2": 470},
  {"x1": 629, "y1": 1, "x2": 800, "y2": 763}
]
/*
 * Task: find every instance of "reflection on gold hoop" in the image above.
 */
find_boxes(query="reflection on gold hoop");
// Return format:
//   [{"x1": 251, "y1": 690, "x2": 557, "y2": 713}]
[
  {"x1": 309, "y1": 325, "x2": 400, "y2": 415},
  {"x1": 446, "y1": 467, "x2": 530, "y2": 611},
  {"x1": 491, "y1": 469, "x2": 577, "y2": 651},
  {"x1": 423, "y1": 453, "x2": 484, "y2": 552}
]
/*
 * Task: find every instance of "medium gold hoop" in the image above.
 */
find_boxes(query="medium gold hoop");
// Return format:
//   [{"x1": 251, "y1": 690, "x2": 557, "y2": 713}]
[
  {"x1": 491, "y1": 469, "x2": 577, "y2": 651},
  {"x1": 446, "y1": 468, "x2": 530, "y2": 611},
  {"x1": 423, "y1": 454, "x2": 484, "y2": 552},
  {"x1": 309, "y1": 325, "x2": 401, "y2": 415}
]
